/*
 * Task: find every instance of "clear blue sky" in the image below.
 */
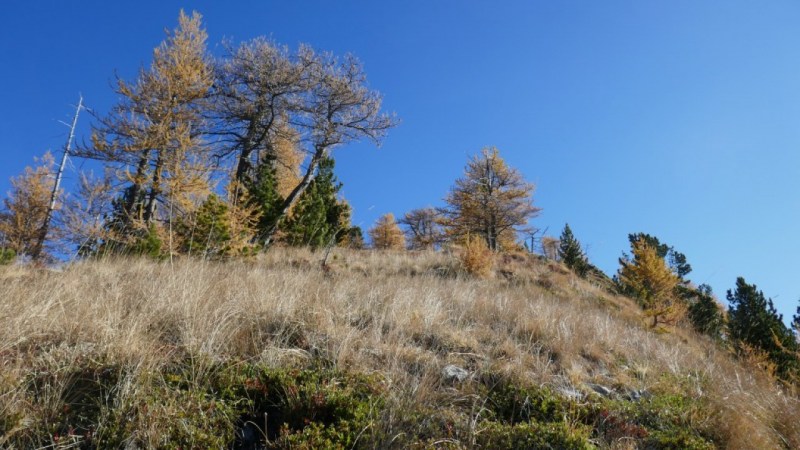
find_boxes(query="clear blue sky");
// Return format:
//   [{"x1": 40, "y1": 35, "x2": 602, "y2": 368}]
[{"x1": 1, "y1": 1, "x2": 799, "y2": 322}]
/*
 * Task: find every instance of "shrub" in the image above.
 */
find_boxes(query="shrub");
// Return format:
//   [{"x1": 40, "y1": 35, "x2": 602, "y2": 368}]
[
  {"x1": 461, "y1": 235, "x2": 493, "y2": 277},
  {"x1": 0, "y1": 247, "x2": 15, "y2": 265}
]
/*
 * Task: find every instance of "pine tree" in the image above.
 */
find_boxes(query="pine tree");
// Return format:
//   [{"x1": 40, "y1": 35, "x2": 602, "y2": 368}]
[
  {"x1": 0, "y1": 152, "x2": 57, "y2": 259},
  {"x1": 727, "y1": 277, "x2": 798, "y2": 378},
  {"x1": 558, "y1": 223, "x2": 588, "y2": 277},
  {"x1": 177, "y1": 194, "x2": 231, "y2": 258},
  {"x1": 619, "y1": 239, "x2": 682, "y2": 327},
  {"x1": 245, "y1": 158, "x2": 285, "y2": 243},
  {"x1": 440, "y1": 147, "x2": 540, "y2": 251},
  {"x1": 282, "y1": 158, "x2": 351, "y2": 250},
  {"x1": 369, "y1": 213, "x2": 405, "y2": 250},
  {"x1": 687, "y1": 284, "x2": 725, "y2": 340}
]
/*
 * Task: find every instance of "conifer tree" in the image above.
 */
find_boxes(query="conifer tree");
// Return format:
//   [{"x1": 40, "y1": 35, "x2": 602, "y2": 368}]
[
  {"x1": 369, "y1": 213, "x2": 405, "y2": 250},
  {"x1": 340, "y1": 226, "x2": 365, "y2": 249},
  {"x1": 400, "y1": 207, "x2": 444, "y2": 250},
  {"x1": 0, "y1": 152, "x2": 57, "y2": 259},
  {"x1": 177, "y1": 194, "x2": 231, "y2": 257},
  {"x1": 78, "y1": 11, "x2": 214, "y2": 253},
  {"x1": 558, "y1": 223, "x2": 588, "y2": 277},
  {"x1": 540, "y1": 236, "x2": 560, "y2": 260},
  {"x1": 687, "y1": 284, "x2": 725, "y2": 340},
  {"x1": 245, "y1": 158, "x2": 285, "y2": 243},
  {"x1": 627, "y1": 233, "x2": 691, "y2": 279},
  {"x1": 727, "y1": 277, "x2": 798, "y2": 378},
  {"x1": 440, "y1": 147, "x2": 539, "y2": 251},
  {"x1": 619, "y1": 239, "x2": 682, "y2": 327},
  {"x1": 214, "y1": 38, "x2": 396, "y2": 246},
  {"x1": 282, "y1": 158, "x2": 351, "y2": 249}
]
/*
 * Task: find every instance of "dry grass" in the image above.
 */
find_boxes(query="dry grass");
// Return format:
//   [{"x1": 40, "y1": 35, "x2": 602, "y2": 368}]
[{"x1": 0, "y1": 248, "x2": 798, "y2": 448}]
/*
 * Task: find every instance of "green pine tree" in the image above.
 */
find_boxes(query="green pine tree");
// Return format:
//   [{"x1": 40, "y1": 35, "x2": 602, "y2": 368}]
[
  {"x1": 0, "y1": 248, "x2": 15, "y2": 265},
  {"x1": 557, "y1": 223, "x2": 588, "y2": 277},
  {"x1": 727, "y1": 277, "x2": 798, "y2": 378},
  {"x1": 178, "y1": 194, "x2": 232, "y2": 258},
  {"x1": 245, "y1": 158, "x2": 285, "y2": 244},
  {"x1": 686, "y1": 284, "x2": 724, "y2": 340},
  {"x1": 283, "y1": 157, "x2": 351, "y2": 250}
]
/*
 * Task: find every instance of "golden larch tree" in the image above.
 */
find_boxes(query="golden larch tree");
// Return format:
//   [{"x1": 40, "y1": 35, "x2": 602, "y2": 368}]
[
  {"x1": 79, "y1": 10, "x2": 214, "y2": 253},
  {"x1": 369, "y1": 213, "x2": 405, "y2": 250},
  {"x1": 0, "y1": 153, "x2": 57, "y2": 258},
  {"x1": 619, "y1": 239, "x2": 682, "y2": 327},
  {"x1": 440, "y1": 147, "x2": 540, "y2": 251}
]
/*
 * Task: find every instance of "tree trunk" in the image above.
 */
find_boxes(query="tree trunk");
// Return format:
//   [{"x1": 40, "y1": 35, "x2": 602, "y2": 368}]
[{"x1": 143, "y1": 153, "x2": 164, "y2": 225}]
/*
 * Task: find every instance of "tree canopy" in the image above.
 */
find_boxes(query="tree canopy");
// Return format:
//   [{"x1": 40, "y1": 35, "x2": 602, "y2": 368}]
[{"x1": 440, "y1": 147, "x2": 539, "y2": 251}]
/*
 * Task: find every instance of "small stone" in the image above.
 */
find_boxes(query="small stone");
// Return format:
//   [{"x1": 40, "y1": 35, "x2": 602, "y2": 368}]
[
  {"x1": 441, "y1": 364, "x2": 469, "y2": 383},
  {"x1": 557, "y1": 386, "x2": 584, "y2": 400},
  {"x1": 587, "y1": 383, "x2": 614, "y2": 397}
]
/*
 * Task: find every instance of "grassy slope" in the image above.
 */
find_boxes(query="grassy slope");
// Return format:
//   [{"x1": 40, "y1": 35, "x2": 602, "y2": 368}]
[{"x1": 0, "y1": 248, "x2": 797, "y2": 449}]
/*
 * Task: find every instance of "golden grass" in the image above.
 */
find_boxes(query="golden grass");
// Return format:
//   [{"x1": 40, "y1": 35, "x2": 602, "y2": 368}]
[{"x1": 0, "y1": 248, "x2": 798, "y2": 448}]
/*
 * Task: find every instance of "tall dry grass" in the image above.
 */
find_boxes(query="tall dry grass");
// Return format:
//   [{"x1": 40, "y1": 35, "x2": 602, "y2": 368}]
[{"x1": 0, "y1": 248, "x2": 797, "y2": 448}]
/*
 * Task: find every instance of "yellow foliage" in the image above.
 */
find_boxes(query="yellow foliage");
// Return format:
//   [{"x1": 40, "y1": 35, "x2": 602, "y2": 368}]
[
  {"x1": 369, "y1": 213, "x2": 405, "y2": 250},
  {"x1": 441, "y1": 147, "x2": 539, "y2": 252},
  {"x1": 619, "y1": 239, "x2": 683, "y2": 327},
  {"x1": 460, "y1": 234, "x2": 494, "y2": 278},
  {"x1": 271, "y1": 121, "x2": 304, "y2": 200},
  {"x1": 0, "y1": 152, "x2": 56, "y2": 257}
]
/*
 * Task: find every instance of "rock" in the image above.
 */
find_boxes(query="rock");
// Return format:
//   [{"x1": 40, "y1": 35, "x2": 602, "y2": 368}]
[
  {"x1": 587, "y1": 383, "x2": 614, "y2": 397},
  {"x1": 441, "y1": 364, "x2": 469, "y2": 383},
  {"x1": 623, "y1": 388, "x2": 651, "y2": 402},
  {"x1": 557, "y1": 386, "x2": 584, "y2": 401}
]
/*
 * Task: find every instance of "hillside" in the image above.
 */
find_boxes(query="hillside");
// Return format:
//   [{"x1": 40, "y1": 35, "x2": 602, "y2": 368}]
[{"x1": 0, "y1": 249, "x2": 798, "y2": 449}]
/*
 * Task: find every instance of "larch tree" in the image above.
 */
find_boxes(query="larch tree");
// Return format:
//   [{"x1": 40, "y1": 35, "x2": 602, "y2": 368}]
[
  {"x1": 627, "y1": 232, "x2": 691, "y2": 280},
  {"x1": 540, "y1": 236, "x2": 560, "y2": 260},
  {"x1": 77, "y1": 10, "x2": 214, "y2": 254},
  {"x1": 618, "y1": 238, "x2": 682, "y2": 327},
  {"x1": 0, "y1": 153, "x2": 57, "y2": 259},
  {"x1": 440, "y1": 147, "x2": 539, "y2": 251},
  {"x1": 400, "y1": 207, "x2": 444, "y2": 250},
  {"x1": 558, "y1": 223, "x2": 589, "y2": 277},
  {"x1": 211, "y1": 38, "x2": 307, "y2": 192},
  {"x1": 212, "y1": 38, "x2": 397, "y2": 246},
  {"x1": 369, "y1": 213, "x2": 405, "y2": 250}
]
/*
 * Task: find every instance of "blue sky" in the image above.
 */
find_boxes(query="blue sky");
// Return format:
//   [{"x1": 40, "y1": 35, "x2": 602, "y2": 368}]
[{"x1": 1, "y1": 1, "x2": 799, "y2": 322}]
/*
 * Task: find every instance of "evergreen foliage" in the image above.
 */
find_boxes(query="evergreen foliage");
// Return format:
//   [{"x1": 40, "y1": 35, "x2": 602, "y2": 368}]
[
  {"x1": 726, "y1": 277, "x2": 798, "y2": 378},
  {"x1": 245, "y1": 159, "x2": 284, "y2": 244},
  {"x1": 178, "y1": 194, "x2": 232, "y2": 257},
  {"x1": 686, "y1": 284, "x2": 725, "y2": 340},
  {"x1": 282, "y1": 158, "x2": 351, "y2": 250},
  {"x1": 0, "y1": 248, "x2": 15, "y2": 265},
  {"x1": 558, "y1": 223, "x2": 589, "y2": 277}
]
